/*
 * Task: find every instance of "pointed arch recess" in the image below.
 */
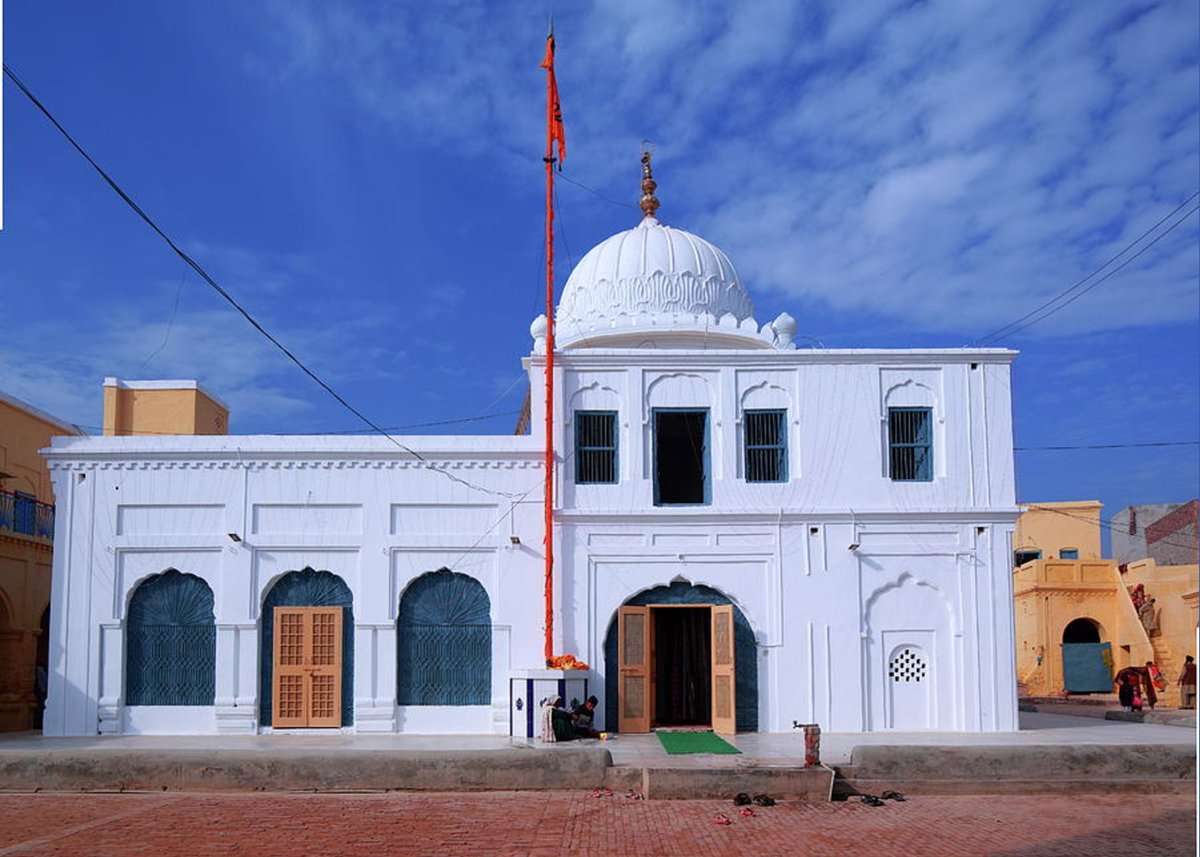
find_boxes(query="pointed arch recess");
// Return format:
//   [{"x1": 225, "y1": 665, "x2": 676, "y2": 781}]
[
  {"x1": 397, "y1": 569, "x2": 492, "y2": 706},
  {"x1": 260, "y1": 567, "x2": 354, "y2": 726},
  {"x1": 125, "y1": 569, "x2": 216, "y2": 706}
]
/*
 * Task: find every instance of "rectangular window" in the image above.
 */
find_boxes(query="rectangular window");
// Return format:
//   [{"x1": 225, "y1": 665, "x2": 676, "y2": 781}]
[
  {"x1": 1014, "y1": 549, "x2": 1042, "y2": 567},
  {"x1": 1059, "y1": 548, "x2": 1079, "y2": 560},
  {"x1": 888, "y1": 407, "x2": 933, "y2": 481},
  {"x1": 653, "y1": 409, "x2": 709, "y2": 505},
  {"x1": 743, "y1": 409, "x2": 788, "y2": 483},
  {"x1": 574, "y1": 411, "x2": 618, "y2": 484}
]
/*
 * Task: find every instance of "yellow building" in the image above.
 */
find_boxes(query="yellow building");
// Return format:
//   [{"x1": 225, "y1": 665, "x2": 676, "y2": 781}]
[
  {"x1": 102, "y1": 377, "x2": 228, "y2": 436},
  {"x1": 0, "y1": 390, "x2": 83, "y2": 730},
  {"x1": 1013, "y1": 502, "x2": 1198, "y2": 706}
]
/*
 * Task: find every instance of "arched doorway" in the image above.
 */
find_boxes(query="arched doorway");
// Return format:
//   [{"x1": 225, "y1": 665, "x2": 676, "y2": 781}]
[
  {"x1": 603, "y1": 581, "x2": 757, "y2": 733},
  {"x1": 260, "y1": 568, "x2": 354, "y2": 728},
  {"x1": 396, "y1": 569, "x2": 491, "y2": 705},
  {"x1": 1062, "y1": 618, "x2": 1101, "y2": 644},
  {"x1": 125, "y1": 570, "x2": 216, "y2": 706},
  {"x1": 1061, "y1": 616, "x2": 1111, "y2": 693}
]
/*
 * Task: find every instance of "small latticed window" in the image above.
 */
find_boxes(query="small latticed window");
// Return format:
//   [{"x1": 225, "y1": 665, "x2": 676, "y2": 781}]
[
  {"x1": 743, "y1": 409, "x2": 787, "y2": 483},
  {"x1": 575, "y1": 411, "x2": 618, "y2": 484},
  {"x1": 888, "y1": 407, "x2": 933, "y2": 481},
  {"x1": 1014, "y1": 549, "x2": 1042, "y2": 567},
  {"x1": 1060, "y1": 548, "x2": 1079, "y2": 560}
]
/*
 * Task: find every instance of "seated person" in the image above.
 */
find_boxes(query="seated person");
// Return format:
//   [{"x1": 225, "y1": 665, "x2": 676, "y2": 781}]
[{"x1": 572, "y1": 696, "x2": 601, "y2": 738}]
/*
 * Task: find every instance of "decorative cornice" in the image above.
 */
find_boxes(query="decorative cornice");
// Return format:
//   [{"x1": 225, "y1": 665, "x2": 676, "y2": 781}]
[
  {"x1": 46, "y1": 457, "x2": 541, "y2": 472},
  {"x1": 527, "y1": 347, "x2": 1018, "y2": 367}
]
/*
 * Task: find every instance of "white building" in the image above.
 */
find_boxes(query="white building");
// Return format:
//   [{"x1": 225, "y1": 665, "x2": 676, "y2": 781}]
[{"x1": 42, "y1": 170, "x2": 1020, "y2": 737}]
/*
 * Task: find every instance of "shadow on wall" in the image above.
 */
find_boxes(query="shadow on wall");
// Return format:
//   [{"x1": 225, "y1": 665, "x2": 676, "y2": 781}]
[{"x1": 602, "y1": 581, "x2": 757, "y2": 733}]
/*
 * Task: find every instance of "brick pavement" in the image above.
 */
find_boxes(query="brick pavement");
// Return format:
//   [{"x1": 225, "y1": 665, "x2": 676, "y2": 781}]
[{"x1": 0, "y1": 791, "x2": 1192, "y2": 856}]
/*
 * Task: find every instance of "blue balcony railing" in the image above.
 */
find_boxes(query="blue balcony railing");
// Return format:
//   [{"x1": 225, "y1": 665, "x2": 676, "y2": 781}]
[{"x1": 0, "y1": 491, "x2": 54, "y2": 540}]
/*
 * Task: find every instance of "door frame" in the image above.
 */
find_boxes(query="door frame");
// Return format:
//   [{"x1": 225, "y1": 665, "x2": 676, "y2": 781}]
[
  {"x1": 618, "y1": 603, "x2": 737, "y2": 734},
  {"x1": 271, "y1": 605, "x2": 344, "y2": 729}
]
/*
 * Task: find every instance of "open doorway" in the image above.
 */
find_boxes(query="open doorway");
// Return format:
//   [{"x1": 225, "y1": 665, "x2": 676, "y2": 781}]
[{"x1": 652, "y1": 607, "x2": 711, "y2": 728}]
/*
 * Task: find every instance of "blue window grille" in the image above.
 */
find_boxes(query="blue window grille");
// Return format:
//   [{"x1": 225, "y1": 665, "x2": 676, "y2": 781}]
[
  {"x1": 125, "y1": 570, "x2": 216, "y2": 706},
  {"x1": 1060, "y1": 549, "x2": 1079, "y2": 560},
  {"x1": 653, "y1": 408, "x2": 711, "y2": 506},
  {"x1": 575, "y1": 411, "x2": 618, "y2": 484},
  {"x1": 743, "y1": 409, "x2": 788, "y2": 483},
  {"x1": 1014, "y1": 549, "x2": 1043, "y2": 567},
  {"x1": 888, "y1": 407, "x2": 933, "y2": 481},
  {"x1": 260, "y1": 568, "x2": 354, "y2": 726},
  {"x1": 397, "y1": 569, "x2": 491, "y2": 706}
]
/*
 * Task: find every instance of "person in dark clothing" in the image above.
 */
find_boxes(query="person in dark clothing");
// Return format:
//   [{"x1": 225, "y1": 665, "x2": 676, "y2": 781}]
[
  {"x1": 1117, "y1": 673, "x2": 1135, "y2": 712},
  {"x1": 1178, "y1": 656, "x2": 1196, "y2": 710},
  {"x1": 572, "y1": 695, "x2": 601, "y2": 738}
]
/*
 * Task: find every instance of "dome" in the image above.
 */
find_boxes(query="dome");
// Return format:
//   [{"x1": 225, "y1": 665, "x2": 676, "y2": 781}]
[
  {"x1": 535, "y1": 153, "x2": 796, "y2": 351},
  {"x1": 556, "y1": 216, "x2": 756, "y2": 339}
]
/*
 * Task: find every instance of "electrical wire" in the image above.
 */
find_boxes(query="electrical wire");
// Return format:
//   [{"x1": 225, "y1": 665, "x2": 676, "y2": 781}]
[
  {"x1": 1021, "y1": 503, "x2": 1198, "y2": 554},
  {"x1": 557, "y1": 169, "x2": 638, "y2": 211},
  {"x1": 3, "y1": 62, "x2": 526, "y2": 500},
  {"x1": 1015, "y1": 440, "x2": 1200, "y2": 451},
  {"x1": 976, "y1": 193, "x2": 1200, "y2": 344}
]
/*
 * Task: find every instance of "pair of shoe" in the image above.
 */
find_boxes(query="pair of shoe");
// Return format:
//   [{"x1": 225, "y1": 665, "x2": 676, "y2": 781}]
[
  {"x1": 733, "y1": 792, "x2": 776, "y2": 807},
  {"x1": 860, "y1": 790, "x2": 905, "y2": 807}
]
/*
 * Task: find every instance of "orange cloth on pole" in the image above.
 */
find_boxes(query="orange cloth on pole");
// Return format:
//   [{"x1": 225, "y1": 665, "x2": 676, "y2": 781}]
[{"x1": 540, "y1": 35, "x2": 566, "y2": 167}]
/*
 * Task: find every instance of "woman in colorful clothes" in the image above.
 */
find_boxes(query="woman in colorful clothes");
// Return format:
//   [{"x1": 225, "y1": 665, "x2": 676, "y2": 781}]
[{"x1": 1178, "y1": 656, "x2": 1196, "y2": 710}]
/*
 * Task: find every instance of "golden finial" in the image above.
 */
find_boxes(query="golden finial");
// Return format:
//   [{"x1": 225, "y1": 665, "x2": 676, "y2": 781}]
[{"x1": 639, "y1": 147, "x2": 660, "y2": 220}]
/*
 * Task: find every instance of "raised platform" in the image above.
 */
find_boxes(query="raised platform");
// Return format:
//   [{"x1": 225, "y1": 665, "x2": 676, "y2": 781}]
[{"x1": 3, "y1": 711, "x2": 1192, "y2": 798}]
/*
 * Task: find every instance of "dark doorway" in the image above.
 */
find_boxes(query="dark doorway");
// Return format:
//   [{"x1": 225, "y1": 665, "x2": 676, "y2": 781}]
[
  {"x1": 1062, "y1": 618, "x2": 1101, "y2": 644},
  {"x1": 654, "y1": 410, "x2": 708, "y2": 505},
  {"x1": 653, "y1": 607, "x2": 711, "y2": 727}
]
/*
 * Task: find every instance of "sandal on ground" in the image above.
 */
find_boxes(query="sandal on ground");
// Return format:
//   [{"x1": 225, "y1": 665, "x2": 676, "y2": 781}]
[
  {"x1": 733, "y1": 792, "x2": 752, "y2": 806},
  {"x1": 739, "y1": 807, "x2": 756, "y2": 818},
  {"x1": 860, "y1": 795, "x2": 885, "y2": 807},
  {"x1": 714, "y1": 813, "x2": 733, "y2": 826},
  {"x1": 752, "y1": 794, "x2": 776, "y2": 807},
  {"x1": 880, "y1": 790, "x2": 906, "y2": 802}
]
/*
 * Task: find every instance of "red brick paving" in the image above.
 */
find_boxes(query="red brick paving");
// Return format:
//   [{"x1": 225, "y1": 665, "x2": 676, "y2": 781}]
[{"x1": 0, "y1": 791, "x2": 1192, "y2": 856}]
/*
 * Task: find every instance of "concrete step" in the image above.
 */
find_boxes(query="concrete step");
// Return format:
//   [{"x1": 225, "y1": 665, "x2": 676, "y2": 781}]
[
  {"x1": 604, "y1": 764, "x2": 834, "y2": 801},
  {"x1": 832, "y1": 744, "x2": 1196, "y2": 797},
  {"x1": 0, "y1": 746, "x2": 613, "y2": 793}
]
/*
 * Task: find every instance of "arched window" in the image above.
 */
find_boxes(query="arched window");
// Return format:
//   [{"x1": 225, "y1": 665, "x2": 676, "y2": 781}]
[
  {"x1": 126, "y1": 570, "x2": 215, "y2": 706},
  {"x1": 397, "y1": 570, "x2": 491, "y2": 705}
]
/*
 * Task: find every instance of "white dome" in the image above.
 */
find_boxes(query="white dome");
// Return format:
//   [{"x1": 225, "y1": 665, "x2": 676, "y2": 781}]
[{"x1": 555, "y1": 216, "x2": 761, "y2": 347}]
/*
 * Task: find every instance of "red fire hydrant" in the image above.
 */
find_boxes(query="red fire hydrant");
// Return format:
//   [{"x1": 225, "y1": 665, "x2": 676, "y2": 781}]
[{"x1": 802, "y1": 724, "x2": 821, "y2": 767}]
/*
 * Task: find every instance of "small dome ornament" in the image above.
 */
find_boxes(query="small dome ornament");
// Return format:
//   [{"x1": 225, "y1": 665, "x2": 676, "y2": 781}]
[{"x1": 639, "y1": 150, "x2": 660, "y2": 220}]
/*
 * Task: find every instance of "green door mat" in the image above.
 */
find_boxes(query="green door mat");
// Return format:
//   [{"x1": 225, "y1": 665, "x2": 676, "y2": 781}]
[{"x1": 656, "y1": 731, "x2": 741, "y2": 755}]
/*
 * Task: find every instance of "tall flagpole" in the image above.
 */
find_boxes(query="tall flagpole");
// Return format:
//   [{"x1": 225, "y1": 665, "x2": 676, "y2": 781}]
[{"x1": 541, "y1": 30, "x2": 561, "y2": 665}]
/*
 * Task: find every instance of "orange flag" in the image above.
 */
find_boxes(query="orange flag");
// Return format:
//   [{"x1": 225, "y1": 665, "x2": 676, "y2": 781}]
[{"x1": 541, "y1": 34, "x2": 566, "y2": 166}]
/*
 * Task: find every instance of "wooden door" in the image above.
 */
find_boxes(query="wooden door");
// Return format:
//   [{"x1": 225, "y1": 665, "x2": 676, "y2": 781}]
[
  {"x1": 711, "y1": 605, "x2": 736, "y2": 735},
  {"x1": 618, "y1": 606, "x2": 651, "y2": 733},
  {"x1": 272, "y1": 606, "x2": 343, "y2": 728}
]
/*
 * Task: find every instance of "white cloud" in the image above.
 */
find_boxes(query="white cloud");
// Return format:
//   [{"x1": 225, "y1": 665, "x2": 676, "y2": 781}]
[{"x1": 249, "y1": 0, "x2": 1199, "y2": 338}]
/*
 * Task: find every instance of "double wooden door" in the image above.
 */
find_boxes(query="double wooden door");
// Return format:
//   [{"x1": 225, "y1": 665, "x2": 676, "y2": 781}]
[
  {"x1": 617, "y1": 604, "x2": 736, "y2": 735},
  {"x1": 272, "y1": 606, "x2": 343, "y2": 728}
]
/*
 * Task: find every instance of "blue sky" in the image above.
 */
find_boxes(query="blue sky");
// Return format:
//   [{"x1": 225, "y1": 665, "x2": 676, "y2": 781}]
[{"x1": 1, "y1": 1, "x2": 1197, "y2": 536}]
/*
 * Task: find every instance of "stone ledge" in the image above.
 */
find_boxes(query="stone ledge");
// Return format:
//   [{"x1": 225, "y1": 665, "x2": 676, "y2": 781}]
[
  {"x1": 1105, "y1": 710, "x2": 1196, "y2": 728},
  {"x1": 0, "y1": 747, "x2": 612, "y2": 793}
]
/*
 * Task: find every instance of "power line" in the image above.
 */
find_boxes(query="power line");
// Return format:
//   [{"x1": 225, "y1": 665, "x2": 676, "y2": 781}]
[
  {"x1": 976, "y1": 193, "x2": 1200, "y2": 344},
  {"x1": 1015, "y1": 440, "x2": 1200, "y2": 451},
  {"x1": 4, "y1": 62, "x2": 526, "y2": 500},
  {"x1": 557, "y1": 168, "x2": 638, "y2": 211},
  {"x1": 1022, "y1": 503, "x2": 1198, "y2": 554}
]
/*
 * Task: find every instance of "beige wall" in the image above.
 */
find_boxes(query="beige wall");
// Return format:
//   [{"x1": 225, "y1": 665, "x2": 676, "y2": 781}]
[
  {"x1": 0, "y1": 391, "x2": 76, "y2": 730},
  {"x1": 103, "y1": 379, "x2": 228, "y2": 436},
  {"x1": 1015, "y1": 501, "x2": 1102, "y2": 562},
  {"x1": 1014, "y1": 556, "x2": 1198, "y2": 704}
]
